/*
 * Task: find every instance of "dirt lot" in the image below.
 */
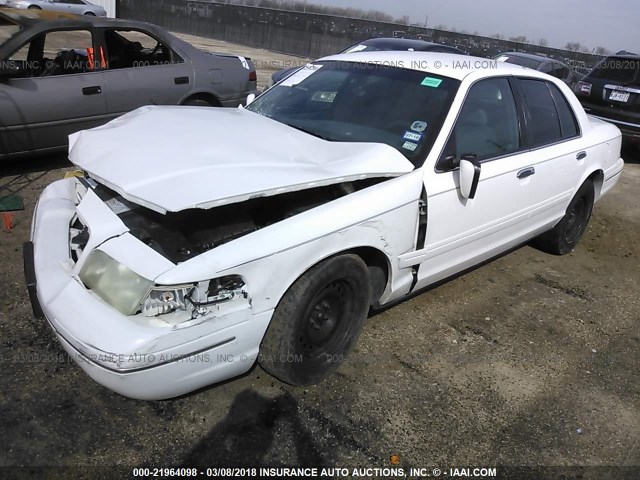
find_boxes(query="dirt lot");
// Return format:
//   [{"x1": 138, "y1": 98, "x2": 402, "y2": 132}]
[{"x1": 0, "y1": 37, "x2": 638, "y2": 477}]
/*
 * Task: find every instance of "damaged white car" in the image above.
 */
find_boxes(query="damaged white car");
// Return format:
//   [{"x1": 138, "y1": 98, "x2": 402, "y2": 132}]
[{"x1": 24, "y1": 52, "x2": 624, "y2": 400}]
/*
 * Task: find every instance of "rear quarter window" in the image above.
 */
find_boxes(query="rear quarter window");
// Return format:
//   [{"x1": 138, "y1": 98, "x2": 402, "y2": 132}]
[
  {"x1": 520, "y1": 79, "x2": 563, "y2": 147},
  {"x1": 548, "y1": 83, "x2": 580, "y2": 139}
]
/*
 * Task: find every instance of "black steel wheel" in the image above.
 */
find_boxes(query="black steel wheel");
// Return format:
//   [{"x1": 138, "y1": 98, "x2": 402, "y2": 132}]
[
  {"x1": 533, "y1": 179, "x2": 595, "y2": 255},
  {"x1": 259, "y1": 254, "x2": 371, "y2": 385}
]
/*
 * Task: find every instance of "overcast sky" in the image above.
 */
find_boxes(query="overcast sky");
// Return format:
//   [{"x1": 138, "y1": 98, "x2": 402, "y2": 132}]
[{"x1": 312, "y1": 0, "x2": 639, "y2": 53}]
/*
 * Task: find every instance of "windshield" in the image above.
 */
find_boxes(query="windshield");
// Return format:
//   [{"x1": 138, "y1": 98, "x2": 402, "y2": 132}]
[
  {"x1": 0, "y1": 18, "x2": 21, "y2": 48},
  {"x1": 590, "y1": 56, "x2": 640, "y2": 84},
  {"x1": 247, "y1": 61, "x2": 460, "y2": 166}
]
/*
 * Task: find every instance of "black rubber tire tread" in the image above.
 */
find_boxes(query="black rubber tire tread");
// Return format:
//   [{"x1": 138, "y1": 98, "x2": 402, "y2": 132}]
[
  {"x1": 183, "y1": 98, "x2": 213, "y2": 107},
  {"x1": 533, "y1": 180, "x2": 594, "y2": 255},
  {"x1": 259, "y1": 254, "x2": 371, "y2": 385}
]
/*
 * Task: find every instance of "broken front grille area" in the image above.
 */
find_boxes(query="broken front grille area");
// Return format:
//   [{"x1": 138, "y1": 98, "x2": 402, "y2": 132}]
[{"x1": 69, "y1": 214, "x2": 89, "y2": 264}]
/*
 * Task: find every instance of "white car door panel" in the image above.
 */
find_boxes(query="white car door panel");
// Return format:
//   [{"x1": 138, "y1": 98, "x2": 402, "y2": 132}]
[{"x1": 404, "y1": 76, "x2": 587, "y2": 290}]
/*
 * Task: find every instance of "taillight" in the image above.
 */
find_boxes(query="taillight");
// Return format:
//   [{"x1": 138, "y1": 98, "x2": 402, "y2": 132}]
[
  {"x1": 576, "y1": 81, "x2": 592, "y2": 95},
  {"x1": 249, "y1": 70, "x2": 257, "y2": 82}
]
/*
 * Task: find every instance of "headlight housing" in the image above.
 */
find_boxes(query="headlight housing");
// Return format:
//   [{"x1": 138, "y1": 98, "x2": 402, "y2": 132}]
[
  {"x1": 79, "y1": 250, "x2": 153, "y2": 315},
  {"x1": 142, "y1": 275, "x2": 247, "y2": 319}
]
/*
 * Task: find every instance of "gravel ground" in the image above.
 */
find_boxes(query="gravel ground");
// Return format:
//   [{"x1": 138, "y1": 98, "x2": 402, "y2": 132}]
[{"x1": 0, "y1": 38, "x2": 638, "y2": 478}]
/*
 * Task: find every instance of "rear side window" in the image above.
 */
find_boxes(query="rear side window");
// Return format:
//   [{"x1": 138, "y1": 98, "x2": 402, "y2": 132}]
[
  {"x1": 548, "y1": 83, "x2": 579, "y2": 138},
  {"x1": 519, "y1": 79, "x2": 562, "y2": 146}
]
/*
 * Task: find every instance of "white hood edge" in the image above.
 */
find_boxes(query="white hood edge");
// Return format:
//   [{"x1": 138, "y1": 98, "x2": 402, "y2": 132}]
[{"x1": 69, "y1": 106, "x2": 415, "y2": 214}]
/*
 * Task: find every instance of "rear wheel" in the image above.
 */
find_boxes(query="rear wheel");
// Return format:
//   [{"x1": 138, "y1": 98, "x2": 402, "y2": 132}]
[
  {"x1": 183, "y1": 98, "x2": 214, "y2": 107},
  {"x1": 259, "y1": 254, "x2": 371, "y2": 385},
  {"x1": 533, "y1": 180, "x2": 595, "y2": 255},
  {"x1": 84, "y1": 12, "x2": 96, "y2": 16},
  {"x1": 28, "y1": 5, "x2": 42, "y2": 9}
]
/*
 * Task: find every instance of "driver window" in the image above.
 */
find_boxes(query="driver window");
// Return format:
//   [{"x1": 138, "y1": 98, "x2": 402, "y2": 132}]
[
  {"x1": 103, "y1": 29, "x2": 182, "y2": 70},
  {"x1": 438, "y1": 78, "x2": 520, "y2": 171},
  {"x1": 7, "y1": 29, "x2": 95, "y2": 78}
]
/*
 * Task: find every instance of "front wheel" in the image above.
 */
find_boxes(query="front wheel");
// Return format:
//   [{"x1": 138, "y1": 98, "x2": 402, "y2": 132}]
[
  {"x1": 533, "y1": 180, "x2": 595, "y2": 255},
  {"x1": 259, "y1": 254, "x2": 371, "y2": 385},
  {"x1": 28, "y1": 5, "x2": 42, "y2": 9},
  {"x1": 84, "y1": 12, "x2": 96, "y2": 16}
]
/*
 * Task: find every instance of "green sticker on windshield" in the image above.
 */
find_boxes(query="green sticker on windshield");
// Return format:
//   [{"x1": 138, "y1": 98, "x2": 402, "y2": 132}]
[{"x1": 421, "y1": 76, "x2": 443, "y2": 88}]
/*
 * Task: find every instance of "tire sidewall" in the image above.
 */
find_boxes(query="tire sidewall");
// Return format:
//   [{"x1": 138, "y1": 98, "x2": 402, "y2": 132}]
[
  {"x1": 556, "y1": 180, "x2": 595, "y2": 254},
  {"x1": 260, "y1": 254, "x2": 371, "y2": 385}
]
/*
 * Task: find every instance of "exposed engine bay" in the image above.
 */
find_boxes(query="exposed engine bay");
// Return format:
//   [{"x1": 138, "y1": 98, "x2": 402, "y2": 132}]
[{"x1": 92, "y1": 179, "x2": 384, "y2": 264}]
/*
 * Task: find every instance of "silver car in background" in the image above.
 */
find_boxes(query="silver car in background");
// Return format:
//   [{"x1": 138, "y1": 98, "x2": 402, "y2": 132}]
[{"x1": 5, "y1": 0, "x2": 106, "y2": 16}]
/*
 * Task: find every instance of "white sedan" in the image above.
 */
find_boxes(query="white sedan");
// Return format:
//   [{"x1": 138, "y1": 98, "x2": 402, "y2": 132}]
[{"x1": 25, "y1": 52, "x2": 624, "y2": 399}]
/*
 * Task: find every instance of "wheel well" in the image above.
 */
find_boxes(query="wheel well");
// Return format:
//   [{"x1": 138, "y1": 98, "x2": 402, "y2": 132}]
[
  {"x1": 182, "y1": 93, "x2": 221, "y2": 107},
  {"x1": 347, "y1": 247, "x2": 390, "y2": 306},
  {"x1": 588, "y1": 169, "x2": 604, "y2": 201}
]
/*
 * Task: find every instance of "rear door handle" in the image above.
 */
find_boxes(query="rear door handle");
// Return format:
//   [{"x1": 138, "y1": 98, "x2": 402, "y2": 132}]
[
  {"x1": 517, "y1": 167, "x2": 535, "y2": 179},
  {"x1": 82, "y1": 86, "x2": 102, "y2": 95},
  {"x1": 174, "y1": 76, "x2": 189, "y2": 85},
  {"x1": 576, "y1": 151, "x2": 587, "y2": 160}
]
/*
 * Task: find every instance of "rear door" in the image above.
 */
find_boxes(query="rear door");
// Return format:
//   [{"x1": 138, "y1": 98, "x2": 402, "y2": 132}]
[
  {"x1": 0, "y1": 28, "x2": 107, "y2": 156},
  {"x1": 96, "y1": 27, "x2": 194, "y2": 116}
]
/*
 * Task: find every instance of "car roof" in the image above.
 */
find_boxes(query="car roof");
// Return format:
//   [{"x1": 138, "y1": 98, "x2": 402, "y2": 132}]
[
  {"x1": 359, "y1": 37, "x2": 463, "y2": 52},
  {"x1": 321, "y1": 51, "x2": 547, "y2": 81},
  {"x1": 498, "y1": 51, "x2": 555, "y2": 63}
]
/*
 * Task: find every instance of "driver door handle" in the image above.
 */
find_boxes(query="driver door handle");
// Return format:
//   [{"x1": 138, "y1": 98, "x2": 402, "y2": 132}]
[
  {"x1": 82, "y1": 86, "x2": 102, "y2": 95},
  {"x1": 517, "y1": 167, "x2": 535, "y2": 179}
]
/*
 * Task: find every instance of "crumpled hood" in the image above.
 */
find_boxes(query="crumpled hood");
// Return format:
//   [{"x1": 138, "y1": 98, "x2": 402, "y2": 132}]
[{"x1": 69, "y1": 106, "x2": 414, "y2": 213}]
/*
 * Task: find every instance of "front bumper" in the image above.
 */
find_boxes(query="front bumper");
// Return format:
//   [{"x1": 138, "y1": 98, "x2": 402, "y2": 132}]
[{"x1": 24, "y1": 179, "x2": 273, "y2": 400}]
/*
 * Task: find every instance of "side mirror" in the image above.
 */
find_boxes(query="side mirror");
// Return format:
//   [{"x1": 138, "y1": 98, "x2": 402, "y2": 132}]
[
  {"x1": 0, "y1": 65, "x2": 21, "y2": 79},
  {"x1": 245, "y1": 93, "x2": 256, "y2": 106},
  {"x1": 459, "y1": 155, "x2": 481, "y2": 199}
]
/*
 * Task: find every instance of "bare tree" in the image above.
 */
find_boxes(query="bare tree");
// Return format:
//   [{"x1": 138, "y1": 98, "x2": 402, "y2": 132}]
[
  {"x1": 565, "y1": 41, "x2": 584, "y2": 52},
  {"x1": 594, "y1": 46, "x2": 610, "y2": 55},
  {"x1": 395, "y1": 15, "x2": 410, "y2": 25},
  {"x1": 538, "y1": 38, "x2": 549, "y2": 47},
  {"x1": 491, "y1": 33, "x2": 505, "y2": 40}
]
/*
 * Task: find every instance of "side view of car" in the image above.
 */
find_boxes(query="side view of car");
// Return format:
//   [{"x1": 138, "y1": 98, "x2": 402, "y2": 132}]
[
  {"x1": 0, "y1": 9, "x2": 257, "y2": 158},
  {"x1": 495, "y1": 51, "x2": 578, "y2": 88},
  {"x1": 575, "y1": 51, "x2": 640, "y2": 148},
  {"x1": 5, "y1": 0, "x2": 106, "y2": 16},
  {"x1": 269, "y1": 37, "x2": 467, "y2": 87},
  {"x1": 25, "y1": 52, "x2": 623, "y2": 400}
]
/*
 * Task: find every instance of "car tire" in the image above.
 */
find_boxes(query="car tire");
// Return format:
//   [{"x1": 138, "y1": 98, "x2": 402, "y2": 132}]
[
  {"x1": 27, "y1": 5, "x2": 42, "y2": 9},
  {"x1": 84, "y1": 12, "x2": 96, "y2": 16},
  {"x1": 533, "y1": 179, "x2": 594, "y2": 255},
  {"x1": 259, "y1": 254, "x2": 371, "y2": 386},
  {"x1": 183, "y1": 98, "x2": 213, "y2": 107}
]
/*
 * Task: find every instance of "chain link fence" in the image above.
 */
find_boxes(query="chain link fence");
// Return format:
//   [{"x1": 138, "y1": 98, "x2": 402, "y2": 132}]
[{"x1": 118, "y1": 0, "x2": 603, "y2": 69}]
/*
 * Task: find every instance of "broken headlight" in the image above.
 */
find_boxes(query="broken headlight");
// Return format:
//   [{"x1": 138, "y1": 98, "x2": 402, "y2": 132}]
[
  {"x1": 141, "y1": 285, "x2": 194, "y2": 317},
  {"x1": 79, "y1": 250, "x2": 153, "y2": 316},
  {"x1": 141, "y1": 275, "x2": 246, "y2": 318}
]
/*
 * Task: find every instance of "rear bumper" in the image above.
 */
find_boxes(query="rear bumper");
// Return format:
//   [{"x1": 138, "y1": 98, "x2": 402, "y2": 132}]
[
  {"x1": 25, "y1": 179, "x2": 273, "y2": 400},
  {"x1": 581, "y1": 103, "x2": 640, "y2": 142}
]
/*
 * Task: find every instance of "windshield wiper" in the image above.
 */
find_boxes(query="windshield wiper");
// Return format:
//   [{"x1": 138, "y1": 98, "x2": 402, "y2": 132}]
[{"x1": 283, "y1": 122, "x2": 333, "y2": 141}]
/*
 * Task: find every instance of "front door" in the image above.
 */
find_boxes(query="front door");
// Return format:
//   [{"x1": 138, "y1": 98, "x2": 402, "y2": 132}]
[{"x1": 0, "y1": 28, "x2": 107, "y2": 155}]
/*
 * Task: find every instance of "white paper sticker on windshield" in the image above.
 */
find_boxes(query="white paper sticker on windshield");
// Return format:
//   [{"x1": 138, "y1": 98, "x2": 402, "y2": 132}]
[
  {"x1": 402, "y1": 141, "x2": 419, "y2": 152},
  {"x1": 495, "y1": 56, "x2": 509, "y2": 62},
  {"x1": 237, "y1": 56, "x2": 250, "y2": 69},
  {"x1": 403, "y1": 131, "x2": 422, "y2": 142},
  {"x1": 280, "y1": 64, "x2": 324, "y2": 87},
  {"x1": 345, "y1": 44, "x2": 368, "y2": 53}
]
